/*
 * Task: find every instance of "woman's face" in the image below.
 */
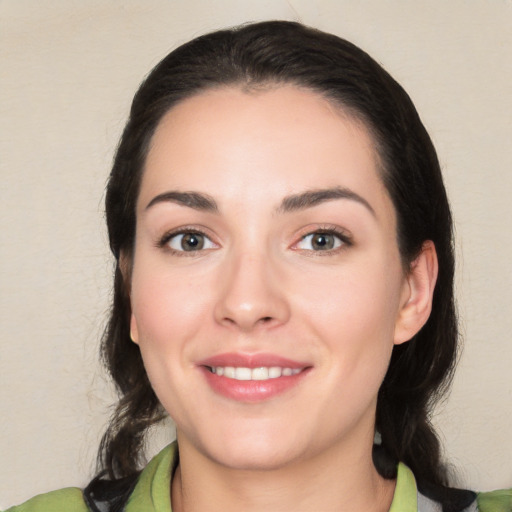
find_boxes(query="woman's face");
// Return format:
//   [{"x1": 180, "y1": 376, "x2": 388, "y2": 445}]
[{"x1": 129, "y1": 85, "x2": 414, "y2": 470}]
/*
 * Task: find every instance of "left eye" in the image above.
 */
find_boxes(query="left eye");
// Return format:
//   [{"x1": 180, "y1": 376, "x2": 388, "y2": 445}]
[
  {"x1": 296, "y1": 232, "x2": 344, "y2": 251},
  {"x1": 167, "y1": 232, "x2": 216, "y2": 252}
]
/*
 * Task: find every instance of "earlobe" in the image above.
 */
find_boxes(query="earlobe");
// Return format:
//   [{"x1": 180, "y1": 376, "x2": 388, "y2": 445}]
[
  {"x1": 130, "y1": 314, "x2": 140, "y2": 345},
  {"x1": 394, "y1": 241, "x2": 438, "y2": 345},
  {"x1": 119, "y1": 250, "x2": 138, "y2": 344}
]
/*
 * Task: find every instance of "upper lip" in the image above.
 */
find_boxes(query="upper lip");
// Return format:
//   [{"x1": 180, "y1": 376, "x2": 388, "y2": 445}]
[{"x1": 198, "y1": 352, "x2": 310, "y2": 369}]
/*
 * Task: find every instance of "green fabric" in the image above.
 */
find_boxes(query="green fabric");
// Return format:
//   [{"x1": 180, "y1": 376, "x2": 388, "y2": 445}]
[
  {"x1": 4, "y1": 442, "x2": 511, "y2": 511},
  {"x1": 125, "y1": 443, "x2": 174, "y2": 512},
  {"x1": 3, "y1": 487, "x2": 88, "y2": 512},
  {"x1": 477, "y1": 488, "x2": 512, "y2": 512},
  {"x1": 389, "y1": 462, "x2": 418, "y2": 511}
]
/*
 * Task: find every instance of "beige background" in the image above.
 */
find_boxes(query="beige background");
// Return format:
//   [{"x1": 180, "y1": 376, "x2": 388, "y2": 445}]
[{"x1": 1, "y1": 0, "x2": 511, "y2": 507}]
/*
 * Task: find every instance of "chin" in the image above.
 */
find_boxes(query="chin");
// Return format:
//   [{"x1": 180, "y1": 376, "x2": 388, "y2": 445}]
[
  {"x1": 212, "y1": 440, "x2": 304, "y2": 471},
  {"x1": 185, "y1": 418, "x2": 310, "y2": 471}
]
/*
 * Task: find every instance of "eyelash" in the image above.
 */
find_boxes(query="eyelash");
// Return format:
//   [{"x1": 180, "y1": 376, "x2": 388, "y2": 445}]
[
  {"x1": 157, "y1": 227, "x2": 216, "y2": 256},
  {"x1": 293, "y1": 226, "x2": 353, "y2": 255},
  {"x1": 156, "y1": 225, "x2": 353, "y2": 256}
]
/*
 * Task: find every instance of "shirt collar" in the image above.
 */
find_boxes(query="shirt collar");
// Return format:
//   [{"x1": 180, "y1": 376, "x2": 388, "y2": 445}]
[
  {"x1": 127, "y1": 443, "x2": 419, "y2": 512},
  {"x1": 389, "y1": 462, "x2": 418, "y2": 512}
]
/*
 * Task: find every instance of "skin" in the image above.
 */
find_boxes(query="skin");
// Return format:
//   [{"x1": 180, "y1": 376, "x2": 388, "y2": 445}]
[{"x1": 128, "y1": 85, "x2": 437, "y2": 512}]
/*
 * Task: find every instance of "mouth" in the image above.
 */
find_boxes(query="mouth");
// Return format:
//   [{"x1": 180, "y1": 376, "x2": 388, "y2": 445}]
[
  {"x1": 207, "y1": 366, "x2": 302, "y2": 381},
  {"x1": 198, "y1": 353, "x2": 311, "y2": 402}
]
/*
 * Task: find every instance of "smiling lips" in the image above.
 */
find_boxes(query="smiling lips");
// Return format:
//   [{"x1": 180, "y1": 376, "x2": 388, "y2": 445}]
[{"x1": 199, "y1": 354, "x2": 310, "y2": 402}]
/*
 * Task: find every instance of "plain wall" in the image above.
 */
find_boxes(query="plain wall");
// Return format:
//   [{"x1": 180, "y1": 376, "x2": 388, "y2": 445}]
[{"x1": 1, "y1": 0, "x2": 511, "y2": 507}]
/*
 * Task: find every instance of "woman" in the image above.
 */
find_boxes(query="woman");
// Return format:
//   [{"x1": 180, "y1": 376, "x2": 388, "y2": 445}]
[{"x1": 6, "y1": 21, "x2": 510, "y2": 512}]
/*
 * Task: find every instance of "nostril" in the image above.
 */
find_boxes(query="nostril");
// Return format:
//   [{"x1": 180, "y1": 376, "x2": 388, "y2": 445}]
[{"x1": 261, "y1": 316, "x2": 273, "y2": 323}]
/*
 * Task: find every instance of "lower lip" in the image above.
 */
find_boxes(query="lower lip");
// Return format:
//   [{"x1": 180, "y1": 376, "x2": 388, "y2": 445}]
[{"x1": 201, "y1": 367, "x2": 310, "y2": 403}]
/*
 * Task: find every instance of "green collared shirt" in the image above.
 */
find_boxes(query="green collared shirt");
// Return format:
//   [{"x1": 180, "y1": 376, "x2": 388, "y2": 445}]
[{"x1": 5, "y1": 443, "x2": 511, "y2": 511}]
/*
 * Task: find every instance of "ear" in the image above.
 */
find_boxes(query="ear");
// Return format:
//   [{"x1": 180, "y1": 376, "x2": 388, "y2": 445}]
[
  {"x1": 394, "y1": 241, "x2": 438, "y2": 345},
  {"x1": 130, "y1": 313, "x2": 140, "y2": 345},
  {"x1": 119, "y1": 250, "x2": 139, "y2": 345},
  {"x1": 119, "y1": 250, "x2": 132, "y2": 286}
]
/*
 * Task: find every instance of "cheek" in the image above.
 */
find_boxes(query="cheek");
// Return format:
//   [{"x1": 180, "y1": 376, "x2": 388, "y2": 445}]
[
  {"x1": 129, "y1": 259, "x2": 213, "y2": 366},
  {"x1": 129, "y1": 262, "x2": 215, "y2": 416},
  {"x1": 293, "y1": 256, "x2": 403, "y2": 389},
  {"x1": 296, "y1": 255, "x2": 403, "y2": 340}
]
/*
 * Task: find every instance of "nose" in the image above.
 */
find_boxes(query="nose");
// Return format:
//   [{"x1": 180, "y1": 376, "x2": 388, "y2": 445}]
[{"x1": 213, "y1": 250, "x2": 291, "y2": 332}]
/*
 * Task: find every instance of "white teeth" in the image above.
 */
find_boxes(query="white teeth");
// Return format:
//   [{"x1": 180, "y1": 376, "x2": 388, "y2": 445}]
[
  {"x1": 268, "y1": 367, "x2": 282, "y2": 378},
  {"x1": 224, "y1": 367, "x2": 236, "y2": 378},
  {"x1": 210, "y1": 366, "x2": 302, "y2": 381},
  {"x1": 235, "y1": 367, "x2": 252, "y2": 380},
  {"x1": 252, "y1": 367, "x2": 269, "y2": 380}
]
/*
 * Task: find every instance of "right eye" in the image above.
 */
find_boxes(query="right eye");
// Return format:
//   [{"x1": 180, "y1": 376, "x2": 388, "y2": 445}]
[
  {"x1": 296, "y1": 232, "x2": 344, "y2": 251},
  {"x1": 166, "y1": 231, "x2": 216, "y2": 252}
]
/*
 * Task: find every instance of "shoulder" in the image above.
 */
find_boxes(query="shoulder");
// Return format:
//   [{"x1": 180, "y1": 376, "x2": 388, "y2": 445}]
[
  {"x1": 3, "y1": 488, "x2": 88, "y2": 512},
  {"x1": 4, "y1": 443, "x2": 177, "y2": 512},
  {"x1": 394, "y1": 463, "x2": 512, "y2": 512},
  {"x1": 477, "y1": 489, "x2": 512, "y2": 512}
]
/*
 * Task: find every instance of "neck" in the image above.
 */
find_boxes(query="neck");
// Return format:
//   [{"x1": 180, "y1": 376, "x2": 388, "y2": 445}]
[{"x1": 171, "y1": 433, "x2": 395, "y2": 512}]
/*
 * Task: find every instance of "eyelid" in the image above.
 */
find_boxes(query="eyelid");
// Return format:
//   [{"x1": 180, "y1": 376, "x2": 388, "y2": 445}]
[
  {"x1": 157, "y1": 225, "x2": 219, "y2": 254},
  {"x1": 291, "y1": 225, "x2": 353, "y2": 253}
]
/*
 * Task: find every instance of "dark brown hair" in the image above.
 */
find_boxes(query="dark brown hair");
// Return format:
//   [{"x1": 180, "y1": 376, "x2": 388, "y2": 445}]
[{"x1": 98, "y1": 20, "x2": 460, "y2": 499}]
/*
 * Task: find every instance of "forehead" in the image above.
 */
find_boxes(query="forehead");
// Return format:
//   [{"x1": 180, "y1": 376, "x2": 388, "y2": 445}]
[{"x1": 140, "y1": 85, "x2": 391, "y2": 217}]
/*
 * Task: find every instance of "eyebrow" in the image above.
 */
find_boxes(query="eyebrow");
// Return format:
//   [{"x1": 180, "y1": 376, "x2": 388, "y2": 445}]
[
  {"x1": 145, "y1": 191, "x2": 218, "y2": 212},
  {"x1": 277, "y1": 187, "x2": 375, "y2": 216},
  {"x1": 145, "y1": 186, "x2": 375, "y2": 216}
]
